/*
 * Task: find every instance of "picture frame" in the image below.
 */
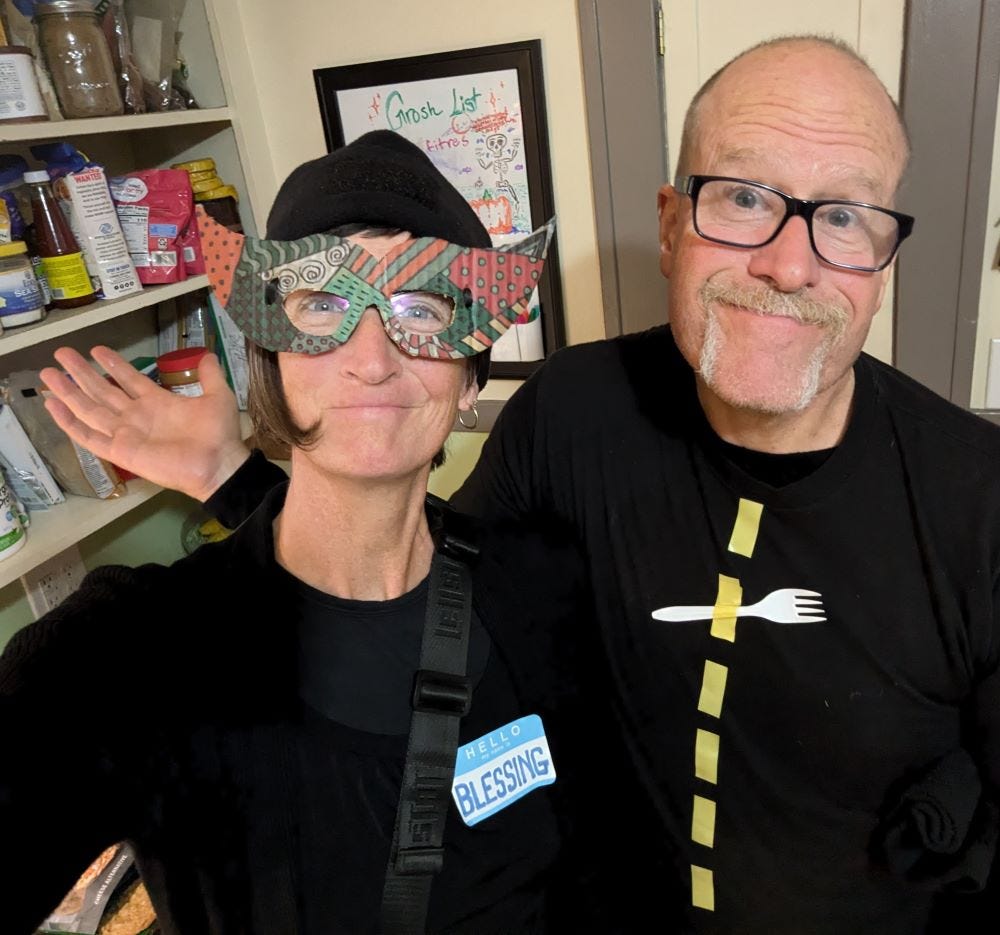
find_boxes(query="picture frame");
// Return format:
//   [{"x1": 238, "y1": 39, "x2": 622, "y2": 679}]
[{"x1": 314, "y1": 39, "x2": 565, "y2": 380}]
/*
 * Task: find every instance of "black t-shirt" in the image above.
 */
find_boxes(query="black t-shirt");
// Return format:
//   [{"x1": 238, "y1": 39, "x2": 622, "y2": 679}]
[
  {"x1": 453, "y1": 326, "x2": 1000, "y2": 934},
  {"x1": 287, "y1": 568, "x2": 541, "y2": 932}
]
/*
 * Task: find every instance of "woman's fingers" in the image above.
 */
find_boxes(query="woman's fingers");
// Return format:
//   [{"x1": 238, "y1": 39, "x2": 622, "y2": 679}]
[
  {"x1": 50, "y1": 346, "x2": 133, "y2": 413},
  {"x1": 42, "y1": 395, "x2": 112, "y2": 459},
  {"x1": 89, "y1": 345, "x2": 162, "y2": 399}
]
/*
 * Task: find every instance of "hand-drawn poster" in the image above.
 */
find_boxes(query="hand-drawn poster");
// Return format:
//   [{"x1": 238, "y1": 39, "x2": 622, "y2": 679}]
[{"x1": 335, "y1": 70, "x2": 544, "y2": 361}]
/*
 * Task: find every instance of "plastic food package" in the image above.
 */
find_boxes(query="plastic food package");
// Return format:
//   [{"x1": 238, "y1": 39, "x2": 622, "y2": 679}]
[
  {"x1": 109, "y1": 168, "x2": 192, "y2": 284},
  {"x1": 101, "y1": 0, "x2": 145, "y2": 114},
  {"x1": 0, "y1": 154, "x2": 28, "y2": 243},
  {"x1": 32, "y1": 143, "x2": 142, "y2": 300},
  {"x1": 124, "y1": 0, "x2": 185, "y2": 112},
  {"x1": 6, "y1": 370, "x2": 124, "y2": 500},
  {"x1": 38, "y1": 842, "x2": 157, "y2": 934}
]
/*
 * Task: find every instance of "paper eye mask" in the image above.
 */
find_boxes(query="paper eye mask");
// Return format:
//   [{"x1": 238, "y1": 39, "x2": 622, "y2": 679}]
[{"x1": 196, "y1": 209, "x2": 555, "y2": 358}]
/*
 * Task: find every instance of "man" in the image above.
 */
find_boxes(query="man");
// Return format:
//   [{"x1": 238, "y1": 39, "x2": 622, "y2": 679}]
[
  {"x1": 38, "y1": 36, "x2": 1000, "y2": 933},
  {"x1": 451, "y1": 36, "x2": 1000, "y2": 932}
]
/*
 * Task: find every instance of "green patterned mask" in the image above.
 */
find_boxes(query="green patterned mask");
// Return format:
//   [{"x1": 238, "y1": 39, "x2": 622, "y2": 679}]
[{"x1": 197, "y1": 209, "x2": 554, "y2": 358}]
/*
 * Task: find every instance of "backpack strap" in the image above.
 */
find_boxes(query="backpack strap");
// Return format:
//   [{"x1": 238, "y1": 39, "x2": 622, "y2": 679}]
[{"x1": 380, "y1": 497, "x2": 479, "y2": 934}]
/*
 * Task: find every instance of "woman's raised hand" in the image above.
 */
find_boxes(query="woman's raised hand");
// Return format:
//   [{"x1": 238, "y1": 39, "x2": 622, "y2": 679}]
[{"x1": 40, "y1": 345, "x2": 251, "y2": 503}]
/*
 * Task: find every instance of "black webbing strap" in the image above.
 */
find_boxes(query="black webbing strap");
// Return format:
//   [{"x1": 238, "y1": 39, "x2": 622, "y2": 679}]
[{"x1": 380, "y1": 506, "x2": 477, "y2": 934}]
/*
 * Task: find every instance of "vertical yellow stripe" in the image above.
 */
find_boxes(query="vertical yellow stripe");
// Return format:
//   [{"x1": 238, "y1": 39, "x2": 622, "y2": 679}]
[
  {"x1": 728, "y1": 498, "x2": 763, "y2": 557},
  {"x1": 710, "y1": 574, "x2": 742, "y2": 643},
  {"x1": 691, "y1": 865, "x2": 715, "y2": 910},
  {"x1": 697, "y1": 660, "x2": 728, "y2": 718},
  {"x1": 694, "y1": 728, "x2": 720, "y2": 784},
  {"x1": 691, "y1": 795, "x2": 716, "y2": 847}
]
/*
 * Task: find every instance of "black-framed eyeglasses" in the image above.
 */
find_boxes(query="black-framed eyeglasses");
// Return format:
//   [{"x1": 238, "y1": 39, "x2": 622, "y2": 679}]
[{"x1": 675, "y1": 175, "x2": 915, "y2": 273}]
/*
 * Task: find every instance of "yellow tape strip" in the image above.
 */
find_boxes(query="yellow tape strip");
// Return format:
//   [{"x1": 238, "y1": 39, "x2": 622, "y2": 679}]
[
  {"x1": 695, "y1": 728, "x2": 720, "y2": 784},
  {"x1": 710, "y1": 574, "x2": 742, "y2": 643},
  {"x1": 728, "y1": 497, "x2": 763, "y2": 557},
  {"x1": 691, "y1": 864, "x2": 715, "y2": 911},
  {"x1": 697, "y1": 660, "x2": 728, "y2": 718},
  {"x1": 691, "y1": 794, "x2": 716, "y2": 848}
]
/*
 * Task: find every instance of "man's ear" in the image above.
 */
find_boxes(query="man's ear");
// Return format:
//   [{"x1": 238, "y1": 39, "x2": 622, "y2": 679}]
[
  {"x1": 657, "y1": 184, "x2": 680, "y2": 278},
  {"x1": 873, "y1": 260, "x2": 893, "y2": 312}
]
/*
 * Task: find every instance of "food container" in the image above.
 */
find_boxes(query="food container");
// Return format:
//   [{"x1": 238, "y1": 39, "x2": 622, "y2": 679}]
[{"x1": 157, "y1": 346, "x2": 209, "y2": 396}]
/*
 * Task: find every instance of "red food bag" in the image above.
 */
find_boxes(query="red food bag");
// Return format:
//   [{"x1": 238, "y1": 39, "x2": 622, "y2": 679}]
[
  {"x1": 109, "y1": 169, "x2": 192, "y2": 284},
  {"x1": 178, "y1": 211, "x2": 206, "y2": 276}
]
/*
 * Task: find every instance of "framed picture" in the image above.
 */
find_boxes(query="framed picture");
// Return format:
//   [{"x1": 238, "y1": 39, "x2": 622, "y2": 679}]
[{"x1": 314, "y1": 40, "x2": 565, "y2": 380}]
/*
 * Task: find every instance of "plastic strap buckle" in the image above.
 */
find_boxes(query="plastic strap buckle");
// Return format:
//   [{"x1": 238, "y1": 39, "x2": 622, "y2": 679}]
[{"x1": 412, "y1": 669, "x2": 471, "y2": 716}]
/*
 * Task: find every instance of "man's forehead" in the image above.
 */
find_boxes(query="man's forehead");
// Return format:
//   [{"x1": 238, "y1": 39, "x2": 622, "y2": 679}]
[{"x1": 692, "y1": 46, "x2": 907, "y2": 199}]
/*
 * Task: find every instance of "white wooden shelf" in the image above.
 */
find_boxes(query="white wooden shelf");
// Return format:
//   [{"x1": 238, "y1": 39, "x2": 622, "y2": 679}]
[
  {"x1": 0, "y1": 276, "x2": 210, "y2": 357},
  {"x1": 0, "y1": 107, "x2": 233, "y2": 143},
  {"x1": 0, "y1": 478, "x2": 163, "y2": 588},
  {"x1": 0, "y1": 413, "x2": 253, "y2": 590}
]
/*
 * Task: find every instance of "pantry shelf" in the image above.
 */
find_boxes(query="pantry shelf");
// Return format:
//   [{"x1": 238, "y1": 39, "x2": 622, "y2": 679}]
[
  {"x1": 0, "y1": 107, "x2": 234, "y2": 143},
  {"x1": 0, "y1": 413, "x2": 253, "y2": 590},
  {"x1": 0, "y1": 276, "x2": 210, "y2": 357}
]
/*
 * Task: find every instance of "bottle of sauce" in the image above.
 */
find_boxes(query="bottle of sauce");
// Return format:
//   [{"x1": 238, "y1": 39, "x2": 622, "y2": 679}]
[{"x1": 22, "y1": 170, "x2": 95, "y2": 310}]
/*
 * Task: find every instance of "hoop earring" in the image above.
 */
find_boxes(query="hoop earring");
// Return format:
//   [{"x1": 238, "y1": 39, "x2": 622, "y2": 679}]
[{"x1": 458, "y1": 403, "x2": 479, "y2": 430}]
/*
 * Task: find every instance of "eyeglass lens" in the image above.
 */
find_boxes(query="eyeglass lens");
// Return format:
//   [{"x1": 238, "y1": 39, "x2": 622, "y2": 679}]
[
  {"x1": 694, "y1": 179, "x2": 900, "y2": 270},
  {"x1": 283, "y1": 290, "x2": 456, "y2": 337}
]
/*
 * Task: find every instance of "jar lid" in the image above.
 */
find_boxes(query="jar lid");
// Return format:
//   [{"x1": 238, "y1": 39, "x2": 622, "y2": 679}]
[
  {"x1": 172, "y1": 158, "x2": 216, "y2": 173},
  {"x1": 190, "y1": 176, "x2": 223, "y2": 193},
  {"x1": 0, "y1": 241, "x2": 28, "y2": 257},
  {"x1": 157, "y1": 346, "x2": 210, "y2": 373},
  {"x1": 35, "y1": 1, "x2": 99, "y2": 15},
  {"x1": 195, "y1": 184, "x2": 240, "y2": 203},
  {"x1": 22, "y1": 170, "x2": 50, "y2": 184},
  {"x1": 0, "y1": 46, "x2": 33, "y2": 57}
]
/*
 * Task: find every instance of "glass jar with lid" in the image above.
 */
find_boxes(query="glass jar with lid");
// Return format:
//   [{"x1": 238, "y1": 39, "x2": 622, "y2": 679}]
[
  {"x1": 34, "y1": 0, "x2": 124, "y2": 119},
  {"x1": 0, "y1": 241, "x2": 47, "y2": 327}
]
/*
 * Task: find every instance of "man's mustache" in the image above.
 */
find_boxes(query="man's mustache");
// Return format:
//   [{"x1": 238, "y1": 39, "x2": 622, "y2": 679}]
[{"x1": 699, "y1": 281, "x2": 849, "y2": 334}]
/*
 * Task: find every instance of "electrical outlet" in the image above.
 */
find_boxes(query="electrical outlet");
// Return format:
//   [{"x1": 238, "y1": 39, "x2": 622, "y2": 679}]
[{"x1": 20, "y1": 545, "x2": 87, "y2": 620}]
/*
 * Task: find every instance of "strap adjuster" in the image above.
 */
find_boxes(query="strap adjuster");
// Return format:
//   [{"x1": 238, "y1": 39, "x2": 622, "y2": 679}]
[
  {"x1": 412, "y1": 669, "x2": 471, "y2": 716},
  {"x1": 395, "y1": 846, "x2": 445, "y2": 875}
]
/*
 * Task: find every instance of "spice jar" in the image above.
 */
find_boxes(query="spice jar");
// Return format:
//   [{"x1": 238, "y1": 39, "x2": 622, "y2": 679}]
[
  {"x1": 35, "y1": 1, "x2": 124, "y2": 119},
  {"x1": 196, "y1": 185, "x2": 244, "y2": 234},
  {"x1": 0, "y1": 241, "x2": 47, "y2": 327},
  {"x1": 157, "y1": 346, "x2": 209, "y2": 397}
]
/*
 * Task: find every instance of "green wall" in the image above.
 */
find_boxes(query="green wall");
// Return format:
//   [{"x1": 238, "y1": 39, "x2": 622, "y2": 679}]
[{"x1": 0, "y1": 431, "x2": 488, "y2": 652}]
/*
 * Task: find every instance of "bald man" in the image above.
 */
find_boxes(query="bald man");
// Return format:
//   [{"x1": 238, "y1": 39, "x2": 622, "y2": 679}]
[{"x1": 454, "y1": 36, "x2": 1000, "y2": 932}]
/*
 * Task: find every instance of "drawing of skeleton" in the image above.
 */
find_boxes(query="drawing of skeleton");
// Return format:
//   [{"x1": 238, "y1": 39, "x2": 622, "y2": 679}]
[{"x1": 477, "y1": 132, "x2": 521, "y2": 209}]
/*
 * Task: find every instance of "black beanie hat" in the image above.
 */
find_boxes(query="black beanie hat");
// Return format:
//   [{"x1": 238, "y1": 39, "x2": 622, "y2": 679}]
[
  {"x1": 265, "y1": 130, "x2": 492, "y2": 387},
  {"x1": 266, "y1": 130, "x2": 492, "y2": 248}
]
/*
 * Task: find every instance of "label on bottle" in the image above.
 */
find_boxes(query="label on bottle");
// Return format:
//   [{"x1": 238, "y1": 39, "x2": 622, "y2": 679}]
[
  {"x1": 30, "y1": 255, "x2": 52, "y2": 305},
  {"x1": 0, "y1": 265, "x2": 45, "y2": 316},
  {"x1": 166, "y1": 380, "x2": 204, "y2": 398},
  {"x1": 39, "y1": 252, "x2": 93, "y2": 300}
]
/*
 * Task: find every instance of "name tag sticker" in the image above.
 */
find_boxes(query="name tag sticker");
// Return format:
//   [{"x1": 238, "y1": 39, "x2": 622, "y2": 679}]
[{"x1": 452, "y1": 714, "x2": 556, "y2": 826}]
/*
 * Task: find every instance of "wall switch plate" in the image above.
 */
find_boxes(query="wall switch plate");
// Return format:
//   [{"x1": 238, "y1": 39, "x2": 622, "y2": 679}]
[
  {"x1": 20, "y1": 544, "x2": 87, "y2": 620},
  {"x1": 987, "y1": 338, "x2": 1000, "y2": 410}
]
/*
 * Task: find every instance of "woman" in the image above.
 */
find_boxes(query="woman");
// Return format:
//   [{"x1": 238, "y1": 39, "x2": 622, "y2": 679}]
[{"x1": 1, "y1": 131, "x2": 603, "y2": 934}]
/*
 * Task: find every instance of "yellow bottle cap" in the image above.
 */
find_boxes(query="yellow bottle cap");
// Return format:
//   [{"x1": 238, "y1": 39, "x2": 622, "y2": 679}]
[
  {"x1": 0, "y1": 240, "x2": 28, "y2": 258},
  {"x1": 171, "y1": 158, "x2": 216, "y2": 173},
  {"x1": 195, "y1": 184, "x2": 240, "y2": 203}
]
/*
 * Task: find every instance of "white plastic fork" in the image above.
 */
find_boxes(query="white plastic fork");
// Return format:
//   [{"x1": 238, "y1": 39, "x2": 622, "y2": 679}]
[{"x1": 651, "y1": 588, "x2": 826, "y2": 624}]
